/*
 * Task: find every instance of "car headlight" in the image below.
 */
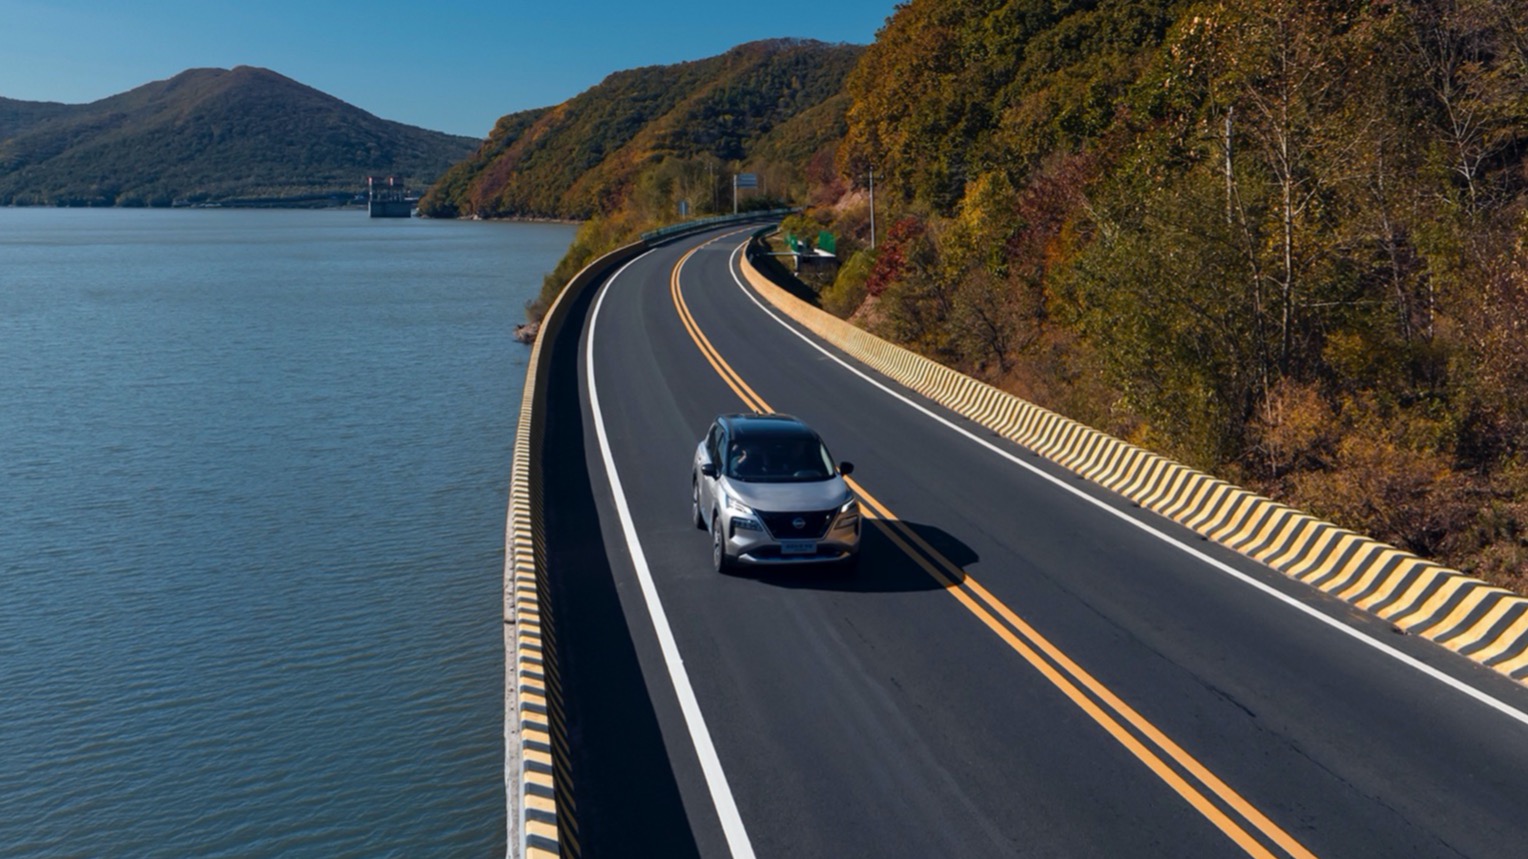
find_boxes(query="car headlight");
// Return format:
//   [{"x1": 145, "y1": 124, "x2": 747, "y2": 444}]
[
  {"x1": 836, "y1": 496, "x2": 860, "y2": 529},
  {"x1": 723, "y1": 492, "x2": 763, "y2": 532}
]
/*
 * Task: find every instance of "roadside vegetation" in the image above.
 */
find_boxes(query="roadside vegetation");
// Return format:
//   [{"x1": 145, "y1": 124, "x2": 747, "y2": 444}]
[{"x1": 817, "y1": 0, "x2": 1528, "y2": 591}]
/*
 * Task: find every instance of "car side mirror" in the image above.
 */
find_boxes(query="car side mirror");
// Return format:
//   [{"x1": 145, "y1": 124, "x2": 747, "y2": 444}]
[
  {"x1": 701, "y1": 462, "x2": 718, "y2": 478},
  {"x1": 838, "y1": 461, "x2": 854, "y2": 476}
]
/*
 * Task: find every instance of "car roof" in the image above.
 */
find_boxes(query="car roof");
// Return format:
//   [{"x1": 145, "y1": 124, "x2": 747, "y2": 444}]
[{"x1": 719, "y1": 413, "x2": 819, "y2": 441}]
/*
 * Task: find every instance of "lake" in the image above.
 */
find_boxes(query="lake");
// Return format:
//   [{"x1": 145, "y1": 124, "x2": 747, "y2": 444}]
[{"x1": 0, "y1": 208, "x2": 575, "y2": 857}]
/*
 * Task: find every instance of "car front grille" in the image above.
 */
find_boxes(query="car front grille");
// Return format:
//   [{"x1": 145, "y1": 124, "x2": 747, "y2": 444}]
[{"x1": 756, "y1": 509, "x2": 834, "y2": 539}]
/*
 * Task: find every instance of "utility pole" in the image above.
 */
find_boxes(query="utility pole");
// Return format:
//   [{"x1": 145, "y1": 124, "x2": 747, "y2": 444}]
[{"x1": 868, "y1": 168, "x2": 876, "y2": 250}]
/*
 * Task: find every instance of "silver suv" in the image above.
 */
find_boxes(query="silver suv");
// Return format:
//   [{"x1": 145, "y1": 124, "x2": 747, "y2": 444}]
[{"x1": 692, "y1": 413, "x2": 860, "y2": 572}]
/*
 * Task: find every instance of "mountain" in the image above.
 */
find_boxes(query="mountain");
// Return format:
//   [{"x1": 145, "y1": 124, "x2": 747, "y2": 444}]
[
  {"x1": 419, "y1": 39, "x2": 864, "y2": 220},
  {"x1": 0, "y1": 66, "x2": 479, "y2": 206}
]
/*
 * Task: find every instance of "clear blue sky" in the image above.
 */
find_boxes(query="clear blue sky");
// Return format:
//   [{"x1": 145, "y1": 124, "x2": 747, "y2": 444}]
[{"x1": 0, "y1": 0, "x2": 896, "y2": 138}]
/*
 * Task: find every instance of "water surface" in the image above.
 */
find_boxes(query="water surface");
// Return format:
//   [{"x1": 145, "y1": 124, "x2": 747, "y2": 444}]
[{"x1": 0, "y1": 208, "x2": 575, "y2": 857}]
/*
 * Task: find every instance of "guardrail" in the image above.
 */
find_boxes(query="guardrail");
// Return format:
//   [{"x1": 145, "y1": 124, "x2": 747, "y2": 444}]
[
  {"x1": 506, "y1": 238, "x2": 648, "y2": 859},
  {"x1": 739, "y1": 234, "x2": 1528, "y2": 689},
  {"x1": 640, "y1": 208, "x2": 795, "y2": 244}
]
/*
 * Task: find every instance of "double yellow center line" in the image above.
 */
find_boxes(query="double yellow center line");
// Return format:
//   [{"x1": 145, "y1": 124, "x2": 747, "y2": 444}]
[{"x1": 667, "y1": 240, "x2": 1319, "y2": 859}]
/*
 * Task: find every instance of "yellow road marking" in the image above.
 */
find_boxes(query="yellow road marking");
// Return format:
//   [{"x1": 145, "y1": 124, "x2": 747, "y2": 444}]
[
  {"x1": 664, "y1": 238, "x2": 1319, "y2": 859},
  {"x1": 670, "y1": 244, "x2": 768, "y2": 411},
  {"x1": 857, "y1": 502, "x2": 1284, "y2": 859}
]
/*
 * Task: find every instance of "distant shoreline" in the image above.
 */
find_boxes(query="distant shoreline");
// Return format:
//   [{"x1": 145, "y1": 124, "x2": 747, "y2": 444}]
[
  {"x1": 2, "y1": 198, "x2": 370, "y2": 210},
  {"x1": 448, "y1": 213, "x2": 583, "y2": 225},
  {"x1": 0, "y1": 202, "x2": 586, "y2": 225}
]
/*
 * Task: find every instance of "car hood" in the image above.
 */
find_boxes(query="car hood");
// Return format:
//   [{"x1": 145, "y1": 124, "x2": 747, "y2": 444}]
[{"x1": 723, "y1": 476, "x2": 851, "y2": 513}]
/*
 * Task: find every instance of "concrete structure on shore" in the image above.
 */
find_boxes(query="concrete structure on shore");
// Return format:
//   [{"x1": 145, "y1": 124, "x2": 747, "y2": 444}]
[{"x1": 367, "y1": 176, "x2": 412, "y2": 218}]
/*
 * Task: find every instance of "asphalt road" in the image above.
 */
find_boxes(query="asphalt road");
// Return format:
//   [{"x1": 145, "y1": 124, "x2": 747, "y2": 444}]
[{"x1": 540, "y1": 225, "x2": 1528, "y2": 858}]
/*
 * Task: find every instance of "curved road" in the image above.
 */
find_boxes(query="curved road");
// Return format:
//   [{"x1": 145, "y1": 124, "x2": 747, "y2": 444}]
[{"x1": 540, "y1": 225, "x2": 1528, "y2": 857}]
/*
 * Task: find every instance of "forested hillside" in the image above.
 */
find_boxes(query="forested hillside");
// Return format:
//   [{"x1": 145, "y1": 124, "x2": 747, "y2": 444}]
[
  {"x1": 804, "y1": 0, "x2": 1528, "y2": 589},
  {"x1": 417, "y1": 39, "x2": 862, "y2": 221},
  {"x1": 0, "y1": 67, "x2": 477, "y2": 206}
]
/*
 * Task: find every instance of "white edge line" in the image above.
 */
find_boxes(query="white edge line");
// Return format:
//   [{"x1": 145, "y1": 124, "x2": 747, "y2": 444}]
[
  {"x1": 725, "y1": 240, "x2": 1528, "y2": 729},
  {"x1": 588, "y1": 251, "x2": 758, "y2": 858}
]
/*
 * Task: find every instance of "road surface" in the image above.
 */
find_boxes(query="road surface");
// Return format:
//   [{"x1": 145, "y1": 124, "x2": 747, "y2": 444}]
[{"x1": 538, "y1": 225, "x2": 1528, "y2": 858}]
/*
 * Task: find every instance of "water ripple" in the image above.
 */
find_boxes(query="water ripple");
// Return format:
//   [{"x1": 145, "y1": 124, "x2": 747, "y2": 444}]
[{"x1": 0, "y1": 209, "x2": 574, "y2": 857}]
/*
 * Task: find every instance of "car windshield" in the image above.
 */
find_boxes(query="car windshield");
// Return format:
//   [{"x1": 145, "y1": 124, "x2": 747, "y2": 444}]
[{"x1": 726, "y1": 435, "x2": 835, "y2": 482}]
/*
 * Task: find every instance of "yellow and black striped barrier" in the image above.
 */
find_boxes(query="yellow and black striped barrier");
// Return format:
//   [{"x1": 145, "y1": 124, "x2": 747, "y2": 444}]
[
  {"x1": 739, "y1": 239, "x2": 1528, "y2": 686},
  {"x1": 508, "y1": 238, "x2": 653, "y2": 857}
]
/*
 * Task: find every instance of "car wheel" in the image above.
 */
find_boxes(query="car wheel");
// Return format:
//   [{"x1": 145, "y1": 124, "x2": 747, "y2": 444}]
[
  {"x1": 692, "y1": 480, "x2": 705, "y2": 530},
  {"x1": 711, "y1": 516, "x2": 730, "y2": 573}
]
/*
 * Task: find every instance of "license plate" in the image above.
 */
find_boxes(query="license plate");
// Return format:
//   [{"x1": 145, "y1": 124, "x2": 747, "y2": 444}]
[{"x1": 780, "y1": 540, "x2": 816, "y2": 555}]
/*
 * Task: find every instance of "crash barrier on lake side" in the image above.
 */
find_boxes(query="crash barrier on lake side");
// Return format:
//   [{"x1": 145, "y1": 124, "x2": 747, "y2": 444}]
[
  {"x1": 739, "y1": 231, "x2": 1528, "y2": 688},
  {"x1": 509, "y1": 239, "x2": 644, "y2": 858},
  {"x1": 507, "y1": 211, "x2": 802, "y2": 858}
]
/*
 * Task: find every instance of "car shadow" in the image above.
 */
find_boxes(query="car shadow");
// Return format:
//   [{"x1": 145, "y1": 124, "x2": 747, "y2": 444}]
[{"x1": 738, "y1": 519, "x2": 974, "y2": 593}]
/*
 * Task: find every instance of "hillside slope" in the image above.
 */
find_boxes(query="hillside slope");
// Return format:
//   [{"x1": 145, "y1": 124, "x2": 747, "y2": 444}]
[
  {"x1": 419, "y1": 39, "x2": 863, "y2": 220},
  {"x1": 807, "y1": 0, "x2": 1528, "y2": 589},
  {"x1": 0, "y1": 67, "x2": 478, "y2": 206}
]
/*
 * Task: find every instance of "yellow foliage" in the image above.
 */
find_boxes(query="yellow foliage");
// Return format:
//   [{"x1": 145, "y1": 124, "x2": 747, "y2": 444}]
[{"x1": 945, "y1": 171, "x2": 1020, "y2": 274}]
